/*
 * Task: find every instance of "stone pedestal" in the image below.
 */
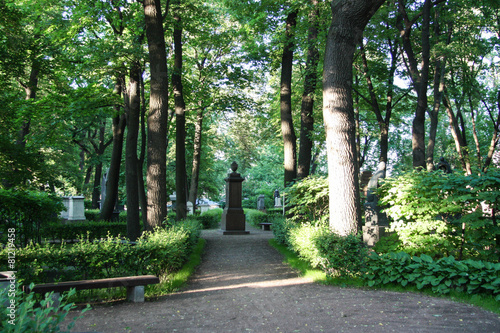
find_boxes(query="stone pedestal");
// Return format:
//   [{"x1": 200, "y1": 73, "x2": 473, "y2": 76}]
[
  {"x1": 60, "y1": 196, "x2": 86, "y2": 221},
  {"x1": 221, "y1": 162, "x2": 249, "y2": 235}
]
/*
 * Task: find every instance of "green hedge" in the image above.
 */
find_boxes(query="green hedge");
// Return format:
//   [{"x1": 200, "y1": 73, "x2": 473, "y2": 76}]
[
  {"x1": 196, "y1": 208, "x2": 223, "y2": 229},
  {"x1": 0, "y1": 220, "x2": 201, "y2": 285},
  {"x1": 0, "y1": 189, "x2": 64, "y2": 247},
  {"x1": 245, "y1": 209, "x2": 268, "y2": 227},
  {"x1": 365, "y1": 252, "x2": 500, "y2": 301},
  {"x1": 42, "y1": 220, "x2": 128, "y2": 241}
]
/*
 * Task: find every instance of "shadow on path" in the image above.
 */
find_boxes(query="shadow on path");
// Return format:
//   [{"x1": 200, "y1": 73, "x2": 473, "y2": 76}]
[{"x1": 67, "y1": 224, "x2": 500, "y2": 333}]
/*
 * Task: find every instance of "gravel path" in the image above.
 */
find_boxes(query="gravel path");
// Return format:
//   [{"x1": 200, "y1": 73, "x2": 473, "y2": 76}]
[{"x1": 67, "y1": 225, "x2": 500, "y2": 333}]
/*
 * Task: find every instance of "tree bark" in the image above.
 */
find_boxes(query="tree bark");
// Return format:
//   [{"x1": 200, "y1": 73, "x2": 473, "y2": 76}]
[
  {"x1": 281, "y1": 9, "x2": 298, "y2": 187},
  {"x1": 297, "y1": 0, "x2": 320, "y2": 180},
  {"x1": 480, "y1": 92, "x2": 500, "y2": 172},
  {"x1": 125, "y1": 62, "x2": 142, "y2": 241},
  {"x1": 143, "y1": 0, "x2": 169, "y2": 229},
  {"x1": 173, "y1": 8, "x2": 187, "y2": 221},
  {"x1": 188, "y1": 107, "x2": 204, "y2": 209},
  {"x1": 17, "y1": 58, "x2": 41, "y2": 147},
  {"x1": 443, "y1": 93, "x2": 472, "y2": 175},
  {"x1": 323, "y1": 0, "x2": 385, "y2": 236},
  {"x1": 397, "y1": 0, "x2": 432, "y2": 169},
  {"x1": 101, "y1": 78, "x2": 127, "y2": 221},
  {"x1": 138, "y1": 66, "x2": 148, "y2": 229}
]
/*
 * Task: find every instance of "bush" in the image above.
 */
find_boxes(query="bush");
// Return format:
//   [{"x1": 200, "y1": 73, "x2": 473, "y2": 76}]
[
  {"x1": 0, "y1": 283, "x2": 89, "y2": 332},
  {"x1": 245, "y1": 209, "x2": 268, "y2": 227},
  {"x1": 42, "y1": 221, "x2": 128, "y2": 241},
  {"x1": 378, "y1": 169, "x2": 500, "y2": 260},
  {"x1": 271, "y1": 216, "x2": 295, "y2": 246},
  {"x1": 287, "y1": 176, "x2": 329, "y2": 225},
  {"x1": 84, "y1": 209, "x2": 100, "y2": 221},
  {"x1": 197, "y1": 208, "x2": 223, "y2": 229},
  {"x1": 316, "y1": 233, "x2": 369, "y2": 279},
  {"x1": 0, "y1": 220, "x2": 202, "y2": 285},
  {"x1": 287, "y1": 224, "x2": 328, "y2": 268},
  {"x1": 0, "y1": 189, "x2": 64, "y2": 247},
  {"x1": 364, "y1": 252, "x2": 500, "y2": 301}
]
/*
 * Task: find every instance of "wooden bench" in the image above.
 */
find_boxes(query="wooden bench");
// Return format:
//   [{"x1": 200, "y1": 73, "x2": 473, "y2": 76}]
[
  {"x1": 30, "y1": 275, "x2": 159, "y2": 303},
  {"x1": 258, "y1": 222, "x2": 272, "y2": 231}
]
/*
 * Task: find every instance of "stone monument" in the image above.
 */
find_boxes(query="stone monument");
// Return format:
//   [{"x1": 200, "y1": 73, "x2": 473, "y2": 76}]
[
  {"x1": 274, "y1": 189, "x2": 282, "y2": 207},
  {"x1": 363, "y1": 162, "x2": 388, "y2": 246},
  {"x1": 60, "y1": 196, "x2": 86, "y2": 221},
  {"x1": 257, "y1": 195, "x2": 266, "y2": 211},
  {"x1": 221, "y1": 162, "x2": 249, "y2": 235}
]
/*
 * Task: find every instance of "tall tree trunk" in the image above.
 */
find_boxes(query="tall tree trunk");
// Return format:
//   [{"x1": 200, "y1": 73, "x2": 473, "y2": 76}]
[
  {"x1": 143, "y1": 0, "x2": 169, "y2": 229},
  {"x1": 101, "y1": 78, "x2": 127, "y2": 221},
  {"x1": 426, "y1": 10, "x2": 450, "y2": 171},
  {"x1": 173, "y1": 8, "x2": 187, "y2": 221},
  {"x1": 481, "y1": 92, "x2": 500, "y2": 172},
  {"x1": 188, "y1": 107, "x2": 204, "y2": 208},
  {"x1": 297, "y1": 0, "x2": 320, "y2": 180},
  {"x1": 323, "y1": 0, "x2": 385, "y2": 236},
  {"x1": 17, "y1": 58, "x2": 41, "y2": 147},
  {"x1": 443, "y1": 94, "x2": 472, "y2": 175},
  {"x1": 397, "y1": 0, "x2": 432, "y2": 169},
  {"x1": 138, "y1": 65, "x2": 148, "y2": 229},
  {"x1": 360, "y1": 36, "x2": 398, "y2": 167},
  {"x1": 281, "y1": 10, "x2": 298, "y2": 187},
  {"x1": 125, "y1": 62, "x2": 142, "y2": 241}
]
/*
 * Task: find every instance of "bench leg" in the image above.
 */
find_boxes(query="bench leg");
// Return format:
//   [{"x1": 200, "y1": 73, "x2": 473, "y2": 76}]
[{"x1": 126, "y1": 286, "x2": 144, "y2": 303}]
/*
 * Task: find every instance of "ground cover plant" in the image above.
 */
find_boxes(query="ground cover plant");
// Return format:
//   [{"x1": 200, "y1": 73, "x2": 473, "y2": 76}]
[{"x1": 271, "y1": 171, "x2": 500, "y2": 306}]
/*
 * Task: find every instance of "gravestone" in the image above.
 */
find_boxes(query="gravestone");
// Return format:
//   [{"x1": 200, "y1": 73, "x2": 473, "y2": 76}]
[
  {"x1": 170, "y1": 193, "x2": 177, "y2": 212},
  {"x1": 363, "y1": 162, "x2": 388, "y2": 246},
  {"x1": 221, "y1": 162, "x2": 249, "y2": 235},
  {"x1": 60, "y1": 196, "x2": 86, "y2": 221},
  {"x1": 187, "y1": 201, "x2": 193, "y2": 215},
  {"x1": 257, "y1": 195, "x2": 266, "y2": 211}
]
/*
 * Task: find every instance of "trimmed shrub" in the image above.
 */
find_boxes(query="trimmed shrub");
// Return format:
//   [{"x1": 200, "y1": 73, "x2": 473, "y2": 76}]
[
  {"x1": 0, "y1": 189, "x2": 64, "y2": 247},
  {"x1": 42, "y1": 221, "x2": 128, "y2": 242},
  {"x1": 245, "y1": 209, "x2": 268, "y2": 227},
  {"x1": 0, "y1": 220, "x2": 202, "y2": 285},
  {"x1": 197, "y1": 208, "x2": 223, "y2": 229}
]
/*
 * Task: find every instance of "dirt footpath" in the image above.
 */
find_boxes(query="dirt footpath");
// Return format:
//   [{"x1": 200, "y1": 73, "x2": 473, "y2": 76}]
[{"x1": 66, "y1": 225, "x2": 500, "y2": 333}]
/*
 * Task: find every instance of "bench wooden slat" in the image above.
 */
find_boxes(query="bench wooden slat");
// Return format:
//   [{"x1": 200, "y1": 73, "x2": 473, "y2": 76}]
[{"x1": 31, "y1": 275, "x2": 159, "y2": 294}]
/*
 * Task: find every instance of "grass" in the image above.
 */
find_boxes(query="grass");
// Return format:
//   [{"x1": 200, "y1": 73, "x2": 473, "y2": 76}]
[{"x1": 269, "y1": 238, "x2": 500, "y2": 316}]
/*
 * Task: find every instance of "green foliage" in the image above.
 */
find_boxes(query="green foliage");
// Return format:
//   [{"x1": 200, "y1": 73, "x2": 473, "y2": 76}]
[
  {"x1": 315, "y1": 233, "x2": 369, "y2": 279},
  {"x1": 378, "y1": 169, "x2": 500, "y2": 260},
  {"x1": 84, "y1": 209, "x2": 100, "y2": 221},
  {"x1": 0, "y1": 189, "x2": 64, "y2": 247},
  {"x1": 287, "y1": 176, "x2": 329, "y2": 225},
  {"x1": 43, "y1": 220, "x2": 127, "y2": 241},
  {"x1": 0, "y1": 221, "x2": 202, "y2": 285},
  {"x1": 287, "y1": 224, "x2": 328, "y2": 268},
  {"x1": 196, "y1": 208, "x2": 223, "y2": 229},
  {"x1": 270, "y1": 215, "x2": 295, "y2": 246},
  {"x1": 273, "y1": 216, "x2": 369, "y2": 278},
  {"x1": 0, "y1": 284, "x2": 89, "y2": 333},
  {"x1": 245, "y1": 209, "x2": 268, "y2": 227},
  {"x1": 364, "y1": 252, "x2": 500, "y2": 301}
]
